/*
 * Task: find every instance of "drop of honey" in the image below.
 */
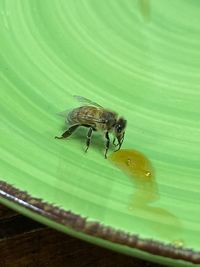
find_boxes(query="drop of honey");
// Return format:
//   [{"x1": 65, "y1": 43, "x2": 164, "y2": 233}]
[
  {"x1": 108, "y1": 149, "x2": 154, "y2": 180},
  {"x1": 108, "y1": 149, "x2": 182, "y2": 239},
  {"x1": 172, "y1": 239, "x2": 185, "y2": 248},
  {"x1": 108, "y1": 149, "x2": 158, "y2": 205},
  {"x1": 145, "y1": 171, "x2": 151, "y2": 177},
  {"x1": 138, "y1": 0, "x2": 151, "y2": 22}
]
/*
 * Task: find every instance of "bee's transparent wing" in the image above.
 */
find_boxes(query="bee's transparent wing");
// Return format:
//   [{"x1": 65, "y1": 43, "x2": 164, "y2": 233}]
[
  {"x1": 73, "y1": 95, "x2": 103, "y2": 108},
  {"x1": 56, "y1": 109, "x2": 71, "y2": 117},
  {"x1": 80, "y1": 114, "x2": 107, "y2": 124},
  {"x1": 57, "y1": 107, "x2": 108, "y2": 124},
  {"x1": 57, "y1": 108, "x2": 107, "y2": 124}
]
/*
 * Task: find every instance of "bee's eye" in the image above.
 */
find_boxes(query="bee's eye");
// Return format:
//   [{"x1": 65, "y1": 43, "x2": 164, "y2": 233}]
[
  {"x1": 115, "y1": 118, "x2": 126, "y2": 134},
  {"x1": 116, "y1": 125, "x2": 122, "y2": 133},
  {"x1": 118, "y1": 128, "x2": 122, "y2": 133}
]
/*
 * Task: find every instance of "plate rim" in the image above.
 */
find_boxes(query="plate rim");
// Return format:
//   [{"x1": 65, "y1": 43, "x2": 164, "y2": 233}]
[{"x1": 0, "y1": 180, "x2": 199, "y2": 264}]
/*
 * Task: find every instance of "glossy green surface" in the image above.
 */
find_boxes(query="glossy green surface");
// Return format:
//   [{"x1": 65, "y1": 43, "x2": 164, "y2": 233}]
[{"x1": 0, "y1": 1, "x2": 200, "y2": 266}]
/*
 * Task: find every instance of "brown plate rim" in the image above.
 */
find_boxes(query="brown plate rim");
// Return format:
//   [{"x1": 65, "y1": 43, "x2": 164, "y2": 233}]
[{"x1": 0, "y1": 180, "x2": 199, "y2": 264}]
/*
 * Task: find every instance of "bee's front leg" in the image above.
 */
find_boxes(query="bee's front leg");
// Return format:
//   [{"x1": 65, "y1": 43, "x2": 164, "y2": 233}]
[
  {"x1": 113, "y1": 137, "x2": 119, "y2": 147},
  {"x1": 114, "y1": 132, "x2": 125, "y2": 152},
  {"x1": 104, "y1": 131, "x2": 110, "y2": 159}
]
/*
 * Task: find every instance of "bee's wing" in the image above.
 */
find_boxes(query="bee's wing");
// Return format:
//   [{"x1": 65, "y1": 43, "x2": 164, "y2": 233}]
[
  {"x1": 80, "y1": 114, "x2": 107, "y2": 124},
  {"x1": 56, "y1": 109, "x2": 71, "y2": 117},
  {"x1": 57, "y1": 107, "x2": 108, "y2": 125},
  {"x1": 73, "y1": 95, "x2": 103, "y2": 108}
]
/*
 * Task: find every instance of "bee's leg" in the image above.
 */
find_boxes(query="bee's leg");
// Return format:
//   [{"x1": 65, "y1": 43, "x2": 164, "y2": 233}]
[
  {"x1": 114, "y1": 144, "x2": 120, "y2": 152},
  {"x1": 104, "y1": 131, "x2": 110, "y2": 159},
  {"x1": 85, "y1": 127, "x2": 93, "y2": 153},
  {"x1": 55, "y1": 125, "x2": 79, "y2": 139},
  {"x1": 113, "y1": 137, "x2": 118, "y2": 147},
  {"x1": 114, "y1": 132, "x2": 125, "y2": 152},
  {"x1": 119, "y1": 132, "x2": 125, "y2": 149}
]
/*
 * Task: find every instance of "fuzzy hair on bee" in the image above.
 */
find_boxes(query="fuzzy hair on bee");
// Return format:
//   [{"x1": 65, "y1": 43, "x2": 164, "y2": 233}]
[{"x1": 55, "y1": 96, "x2": 127, "y2": 158}]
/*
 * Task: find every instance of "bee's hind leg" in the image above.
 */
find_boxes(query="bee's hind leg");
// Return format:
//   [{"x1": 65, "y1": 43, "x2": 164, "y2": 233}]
[
  {"x1": 55, "y1": 125, "x2": 79, "y2": 139},
  {"x1": 104, "y1": 131, "x2": 110, "y2": 159},
  {"x1": 85, "y1": 127, "x2": 93, "y2": 153}
]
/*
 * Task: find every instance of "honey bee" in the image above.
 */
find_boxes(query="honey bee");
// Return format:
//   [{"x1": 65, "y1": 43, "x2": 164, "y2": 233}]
[{"x1": 55, "y1": 96, "x2": 127, "y2": 158}]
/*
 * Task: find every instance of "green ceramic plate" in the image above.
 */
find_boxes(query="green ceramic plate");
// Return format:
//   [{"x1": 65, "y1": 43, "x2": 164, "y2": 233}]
[{"x1": 1, "y1": 1, "x2": 200, "y2": 266}]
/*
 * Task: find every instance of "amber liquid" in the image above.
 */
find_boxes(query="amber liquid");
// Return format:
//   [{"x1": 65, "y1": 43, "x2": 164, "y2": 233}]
[
  {"x1": 109, "y1": 149, "x2": 182, "y2": 240},
  {"x1": 138, "y1": 0, "x2": 151, "y2": 21},
  {"x1": 109, "y1": 149, "x2": 158, "y2": 205}
]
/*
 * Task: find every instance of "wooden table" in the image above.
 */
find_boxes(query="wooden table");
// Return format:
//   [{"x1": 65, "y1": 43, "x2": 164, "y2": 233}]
[{"x1": 0, "y1": 204, "x2": 165, "y2": 267}]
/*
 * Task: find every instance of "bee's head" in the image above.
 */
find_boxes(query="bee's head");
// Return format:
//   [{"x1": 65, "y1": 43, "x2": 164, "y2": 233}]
[{"x1": 114, "y1": 117, "x2": 127, "y2": 146}]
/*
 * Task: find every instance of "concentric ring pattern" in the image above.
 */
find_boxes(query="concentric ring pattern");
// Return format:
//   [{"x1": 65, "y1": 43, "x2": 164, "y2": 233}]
[{"x1": 1, "y1": 0, "x2": 200, "y2": 265}]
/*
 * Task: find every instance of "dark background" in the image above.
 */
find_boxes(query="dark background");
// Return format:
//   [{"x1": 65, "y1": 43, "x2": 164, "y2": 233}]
[{"x1": 0, "y1": 204, "x2": 165, "y2": 267}]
